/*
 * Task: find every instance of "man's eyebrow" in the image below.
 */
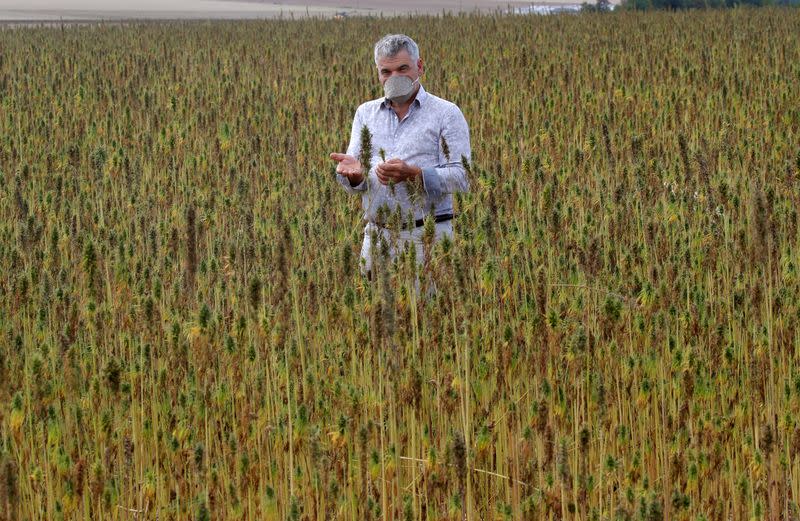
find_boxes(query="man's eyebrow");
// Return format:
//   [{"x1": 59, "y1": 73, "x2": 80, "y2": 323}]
[{"x1": 379, "y1": 64, "x2": 410, "y2": 73}]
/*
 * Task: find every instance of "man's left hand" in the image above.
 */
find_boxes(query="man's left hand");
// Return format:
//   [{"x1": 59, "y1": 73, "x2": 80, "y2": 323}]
[{"x1": 376, "y1": 158, "x2": 422, "y2": 186}]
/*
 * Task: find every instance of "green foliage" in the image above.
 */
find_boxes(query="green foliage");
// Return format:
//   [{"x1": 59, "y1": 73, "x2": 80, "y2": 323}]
[
  {"x1": 1, "y1": 9, "x2": 799, "y2": 520},
  {"x1": 622, "y1": 0, "x2": 799, "y2": 10}
]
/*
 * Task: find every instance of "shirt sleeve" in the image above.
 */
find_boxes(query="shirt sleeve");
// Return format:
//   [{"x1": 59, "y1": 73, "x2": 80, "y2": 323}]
[
  {"x1": 420, "y1": 104, "x2": 471, "y2": 199},
  {"x1": 336, "y1": 107, "x2": 368, "y2": 194}
]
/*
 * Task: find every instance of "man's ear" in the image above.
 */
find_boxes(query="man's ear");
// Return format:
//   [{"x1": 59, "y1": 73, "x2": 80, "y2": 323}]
[{"x1": 417, "y1": 58, "x2": 424, "y2": 76}]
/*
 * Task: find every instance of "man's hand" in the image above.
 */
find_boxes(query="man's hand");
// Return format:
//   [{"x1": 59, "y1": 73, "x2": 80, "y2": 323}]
[
  {"x1": 376, "y1": 158, "x2": 422, "y2": 186},
  {"x1": 330, "y1": 153, "x2": 364, "y2": 186}
]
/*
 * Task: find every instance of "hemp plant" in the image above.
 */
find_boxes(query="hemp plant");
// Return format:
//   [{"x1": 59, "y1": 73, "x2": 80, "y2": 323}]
[
  {"x1": 359, "y1": 125, "x2": 373, "y2": 180},
  {"x1": 359, "y1": 124, "x2": 384, "y2": 221},
  {"x1": 3, "y1": 10, "x2": 799, "y2": 520},
  {"x1": 379, "y1": 147, "x2": 396, "y2": 197}
]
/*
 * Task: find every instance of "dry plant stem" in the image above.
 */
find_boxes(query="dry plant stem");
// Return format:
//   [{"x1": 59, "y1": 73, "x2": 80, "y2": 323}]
[
  {"x1": 549, "y1": 283, "x2": 636, "y2": 307},
  {"x1": 453, "y1": 299, "x2": 473, "y2": 521},
  {"x1": 291, "y1": 277, "x2": 308, "y2": 409},
  {"x1": 399, "y1": 457, "x2": 531, "y2": 487},
  {"x1": 284, "y1": 321, "x2": 294, "y2": 500},
  {"x1": 390, "y1": 370, "x2": 400, "y2": 516},
  {"x1": 379, "y1": 349, "x2": 387, "y2": 521},
  {"x1": 660, "y1": 354, "x2": 671, "y2": 521}
]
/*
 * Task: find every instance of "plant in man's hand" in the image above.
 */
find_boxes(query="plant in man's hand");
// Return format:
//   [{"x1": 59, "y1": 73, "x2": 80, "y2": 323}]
[{"x1": 359, "y1": 125, "x2": 373, "y2": 178}]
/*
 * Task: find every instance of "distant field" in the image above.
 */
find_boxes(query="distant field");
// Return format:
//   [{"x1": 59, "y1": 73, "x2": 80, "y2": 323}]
[
  {"x1": 0, "y1": 0, "x2": 609, "y2": 23},
  {"x1": 1, "y1": 7, "x2": 799, "y2": 521}
]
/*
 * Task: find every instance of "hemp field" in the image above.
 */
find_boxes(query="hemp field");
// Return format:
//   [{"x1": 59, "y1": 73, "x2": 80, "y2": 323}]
[{"x1": 1, "y1": 8, "x2": 800, "y2": 520}]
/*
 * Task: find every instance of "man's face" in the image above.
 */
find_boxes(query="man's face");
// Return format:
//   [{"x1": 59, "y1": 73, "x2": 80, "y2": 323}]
[{"x1": 377, "y1": 49, "x2": 424, "y2": 86}]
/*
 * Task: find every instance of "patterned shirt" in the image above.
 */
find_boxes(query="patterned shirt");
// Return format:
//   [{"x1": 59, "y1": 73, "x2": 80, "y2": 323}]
[{"x1": 336, "y1": 84, "x2": 471, "y2": 223}]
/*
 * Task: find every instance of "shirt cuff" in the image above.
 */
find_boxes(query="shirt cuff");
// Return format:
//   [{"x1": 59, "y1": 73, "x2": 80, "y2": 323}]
[
  {"x1": 421, "y1": 167, "x2": 442, "y2": 199},
  {"x1": 337, "y1": 173, "x2": 367, "y2": 192}
]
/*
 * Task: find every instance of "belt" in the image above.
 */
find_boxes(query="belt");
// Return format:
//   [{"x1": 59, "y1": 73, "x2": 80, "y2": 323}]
[{"x1": 371, "y1": 213, "x2": 454, "y2": 230}]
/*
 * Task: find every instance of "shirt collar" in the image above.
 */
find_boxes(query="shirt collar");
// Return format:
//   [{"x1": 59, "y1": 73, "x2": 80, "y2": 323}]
[{"x1": 381, "y1": 83, "x2": 428, "y2": 110}]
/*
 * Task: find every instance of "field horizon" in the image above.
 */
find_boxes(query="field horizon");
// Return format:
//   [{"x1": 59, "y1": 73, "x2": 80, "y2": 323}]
[{"x1": 0, "y1": 0, "x2": 616, "y2": 24}]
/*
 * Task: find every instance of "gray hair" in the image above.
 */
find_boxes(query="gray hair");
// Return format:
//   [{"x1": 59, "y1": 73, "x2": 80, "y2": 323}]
[{"x1": 373, "y1": 34, "x2": 420, "y2": 65}]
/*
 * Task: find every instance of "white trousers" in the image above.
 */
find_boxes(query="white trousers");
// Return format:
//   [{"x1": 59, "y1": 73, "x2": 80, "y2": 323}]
[{"x1": 359, "y1": 220, "x2": 453, "y2": 277}]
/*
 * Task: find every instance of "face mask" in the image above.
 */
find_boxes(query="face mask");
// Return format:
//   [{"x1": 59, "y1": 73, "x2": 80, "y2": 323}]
[{"x1": 384, "y1": 75, "x2": 419, "y2": 105}]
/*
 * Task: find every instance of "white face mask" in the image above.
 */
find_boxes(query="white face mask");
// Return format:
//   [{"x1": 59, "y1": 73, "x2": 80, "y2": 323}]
[{"x1": 384, "y1": 75, "x2": 419, "y2": 105}]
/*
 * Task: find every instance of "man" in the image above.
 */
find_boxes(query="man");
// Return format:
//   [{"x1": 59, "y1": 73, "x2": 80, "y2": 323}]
[{"x1": 330, "y1": 34, "x2": 471, "y2": 277}]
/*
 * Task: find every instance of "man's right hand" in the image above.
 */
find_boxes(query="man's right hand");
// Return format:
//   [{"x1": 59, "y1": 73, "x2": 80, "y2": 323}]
[{"x1": 330, "y1": 153, "x2": 364, "y2": 187}]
